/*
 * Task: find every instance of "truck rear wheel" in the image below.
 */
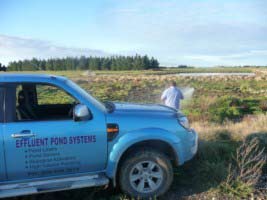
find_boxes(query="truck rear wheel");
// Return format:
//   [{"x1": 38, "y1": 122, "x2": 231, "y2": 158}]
[{"x1": 119, "y1": 149, "x2": 173, "y2": 198}]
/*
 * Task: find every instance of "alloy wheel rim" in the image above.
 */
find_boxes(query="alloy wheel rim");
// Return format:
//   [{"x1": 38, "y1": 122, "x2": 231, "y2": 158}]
[{"x1": 129, "y1": 160, "x2": 163, "y2": 193}]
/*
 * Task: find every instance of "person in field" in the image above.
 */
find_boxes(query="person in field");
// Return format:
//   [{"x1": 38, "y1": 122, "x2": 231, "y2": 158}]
[{"x1": 161, "y1": 81, "x2": 184, "y2": 110}]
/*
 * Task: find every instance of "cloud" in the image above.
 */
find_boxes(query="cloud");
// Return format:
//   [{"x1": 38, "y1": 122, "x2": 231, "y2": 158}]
[
  {"x1": 0, "y1": 35, "x2": 108, "y2": 65},
  {"x1": 102, "y1": 0, "x2": 267, "y2": 66},
  {"x1": 183, "y1": 50, "x2": 267, "y2": 66}
]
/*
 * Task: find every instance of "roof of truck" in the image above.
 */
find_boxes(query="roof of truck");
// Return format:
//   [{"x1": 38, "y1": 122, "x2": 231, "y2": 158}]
[{"x1": 0, "y1": 73, "x2": 67, "y2": 82}]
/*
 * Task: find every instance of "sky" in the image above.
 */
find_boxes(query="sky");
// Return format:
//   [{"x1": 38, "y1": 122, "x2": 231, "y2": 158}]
[{"x1": 0, "y1": 0, "x2": 267, "y2": 67}]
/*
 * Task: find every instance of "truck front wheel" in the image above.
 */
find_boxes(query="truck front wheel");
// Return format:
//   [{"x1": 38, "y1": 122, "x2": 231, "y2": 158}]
[{"x1": 119, "y1": 149, "x2": 173, "y2": 198}]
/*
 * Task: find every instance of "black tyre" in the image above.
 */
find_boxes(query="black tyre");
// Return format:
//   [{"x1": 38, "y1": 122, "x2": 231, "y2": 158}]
[{"x1": 119, "y1": 148, "x2": 173, "y2": 198}]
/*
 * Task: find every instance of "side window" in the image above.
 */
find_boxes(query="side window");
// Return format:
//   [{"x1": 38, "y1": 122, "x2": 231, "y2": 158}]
[
  {"x1": 36, "y1": 84, "x2": 75, "y2": 105},
  {"x1": 16, "y1": 83, "x2": 79, "y2": 121}
]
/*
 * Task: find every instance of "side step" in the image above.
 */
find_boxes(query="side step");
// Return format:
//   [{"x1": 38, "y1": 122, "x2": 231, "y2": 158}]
[{"x1": 0, "y1": 174, "x2": 109, "y2": 198}]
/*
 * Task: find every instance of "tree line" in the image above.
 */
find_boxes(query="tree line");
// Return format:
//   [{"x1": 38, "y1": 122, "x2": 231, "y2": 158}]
[
  {"x1": 7, "y1": 55, "x2": 159, "y2": 71},
  {"x1": 0, "y1": 63, "x2": 7, "y2": 71}
]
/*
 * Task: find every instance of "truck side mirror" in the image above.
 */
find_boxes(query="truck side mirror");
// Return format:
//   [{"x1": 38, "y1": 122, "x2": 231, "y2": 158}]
[{"x1": 73, "y1": 104, "x2": 92, "y2": 121}]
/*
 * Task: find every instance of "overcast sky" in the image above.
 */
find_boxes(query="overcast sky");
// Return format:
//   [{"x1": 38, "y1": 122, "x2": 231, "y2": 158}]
[{"x1": 0, "y1": 0, "x2": 267, "y2": 66}]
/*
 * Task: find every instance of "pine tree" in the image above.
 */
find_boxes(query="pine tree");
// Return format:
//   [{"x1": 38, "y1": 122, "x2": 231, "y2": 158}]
[{"x1": 6, "y1": 55, "x2": 160, "y2": 71}]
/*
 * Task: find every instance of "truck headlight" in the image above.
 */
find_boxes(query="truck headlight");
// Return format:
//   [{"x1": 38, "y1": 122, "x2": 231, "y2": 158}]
[
  {"x1": 177, "y1": 111, "x2": 190, "y2": 130},
  {"x1": 178, "y1": 116, "x2": 190, "y2": 130}
]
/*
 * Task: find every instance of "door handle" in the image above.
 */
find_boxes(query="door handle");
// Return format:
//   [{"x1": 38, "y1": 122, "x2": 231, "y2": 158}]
[{"x1": 11, "y1": 130, "x2": 36, "y2": 138}]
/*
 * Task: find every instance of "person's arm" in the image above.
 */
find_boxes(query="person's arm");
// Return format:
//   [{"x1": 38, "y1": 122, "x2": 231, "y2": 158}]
[{"x1": 161, "y1": 89, "x2": 167, "y2": 102}]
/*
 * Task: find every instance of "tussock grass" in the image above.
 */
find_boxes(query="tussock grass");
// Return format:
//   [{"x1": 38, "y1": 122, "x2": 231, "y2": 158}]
[
  {"x1": 188, "y1": 116, "x2": 267, "y2": 199},
  {"x1": 192, "y1": 114, "x2": 267, "y2": 141}
]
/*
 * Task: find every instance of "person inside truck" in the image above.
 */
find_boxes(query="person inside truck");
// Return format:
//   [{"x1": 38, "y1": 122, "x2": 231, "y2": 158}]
[
  {"x1": 161, "y1": 81, "x2": 184, "y2": 110},
  {"x1": 16, "y1": 90, "x2": 38, "y2": 120}
]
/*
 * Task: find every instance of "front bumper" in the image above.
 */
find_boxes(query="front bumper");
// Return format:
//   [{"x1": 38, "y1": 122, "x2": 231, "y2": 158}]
[{"x1": 184, "y1": 128, "x2": 198, "y2": 162}]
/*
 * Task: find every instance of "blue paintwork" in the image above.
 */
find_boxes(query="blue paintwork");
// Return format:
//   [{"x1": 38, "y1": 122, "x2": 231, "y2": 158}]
[
  {"x1": 105, "y1": 102, "x2": 198, "y2": 179},
  {"x1": 0, "y1": 74, "x2": 198, "y2": 188},
  {"x1": 1, "y1": 74, "x2": 107, "y2": 182}
]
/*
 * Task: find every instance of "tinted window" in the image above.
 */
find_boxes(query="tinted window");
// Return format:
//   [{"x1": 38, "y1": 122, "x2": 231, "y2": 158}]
[{"x1": 16, "y1": 83, "x2": 79, "y2": 121}]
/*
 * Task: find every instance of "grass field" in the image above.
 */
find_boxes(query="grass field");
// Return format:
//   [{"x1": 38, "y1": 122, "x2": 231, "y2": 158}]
[{"x1": 3, "y1": 67, "x2": 267, "y2": 199}]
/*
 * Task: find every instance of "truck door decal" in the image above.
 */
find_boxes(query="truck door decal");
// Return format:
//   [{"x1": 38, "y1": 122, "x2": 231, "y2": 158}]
[
  {"x1": 15, "y1": 135, "x2": 96, "y2": 148},
  {"x1": 13, "y1": 135, "x2": 96, "y2": 177}
]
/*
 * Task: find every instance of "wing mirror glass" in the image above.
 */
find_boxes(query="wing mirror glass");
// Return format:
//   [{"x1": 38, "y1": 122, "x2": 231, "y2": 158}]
[{"x1": 73, "y1": 104, "x2": 92, "y2": 121}]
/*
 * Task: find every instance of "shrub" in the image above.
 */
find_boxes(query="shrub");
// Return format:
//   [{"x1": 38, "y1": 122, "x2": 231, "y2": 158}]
[
  {"x1": 209, "y1": 97, "x2": 264, "y2": 123},
  {"x1": 220, "y1": 138, "x2": 266, "y2": 199}
]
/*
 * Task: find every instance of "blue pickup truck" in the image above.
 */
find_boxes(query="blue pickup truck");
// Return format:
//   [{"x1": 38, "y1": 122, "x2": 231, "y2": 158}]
[{"x1": 0, "y1": 74, "x2": 198, "y2": 198}]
